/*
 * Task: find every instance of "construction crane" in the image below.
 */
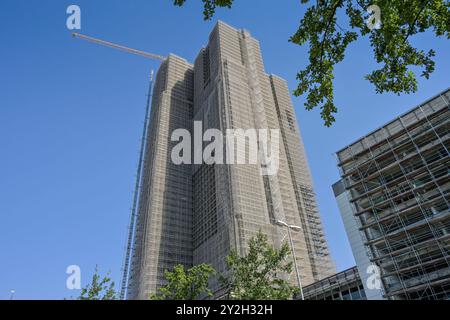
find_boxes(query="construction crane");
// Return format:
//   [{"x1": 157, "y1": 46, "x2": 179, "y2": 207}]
[
  {"x1": 72, "y1": 33, "x2": 166, "y2": 61},
  {"x1": 72, "y1": 33, "x2": 164, "y2": 300}
]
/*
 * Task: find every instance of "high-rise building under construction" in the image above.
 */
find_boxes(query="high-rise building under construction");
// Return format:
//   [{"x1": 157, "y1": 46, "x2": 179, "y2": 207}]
[{"x1": 126, "y1": 21, "x2": 335, "y2": 299}]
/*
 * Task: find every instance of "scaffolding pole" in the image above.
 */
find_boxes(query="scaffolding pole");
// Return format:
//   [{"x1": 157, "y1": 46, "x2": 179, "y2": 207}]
[{"x1": 120, "y1": 70, "x2": 155, "y2": 300}]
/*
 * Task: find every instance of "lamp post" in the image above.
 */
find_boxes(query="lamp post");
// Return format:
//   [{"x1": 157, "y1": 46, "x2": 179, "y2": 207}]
[{"x1": 275, "y1": 220, "x2": 305, "y2": 300}]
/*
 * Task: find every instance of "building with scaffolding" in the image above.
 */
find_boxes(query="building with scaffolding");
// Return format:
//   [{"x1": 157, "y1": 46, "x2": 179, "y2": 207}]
[
  {"x1": 335, "y1": 88, "x2": 450, "y2": 300},
  {"x1": 303, "y1": 266, "x2": 367, "y2": 300},
  {"x1": 333, "y1": 180, "x2": 385, "y2": 300},
  {"x1": 125, "y1": 21, "x2": 335, "y2": 299}
]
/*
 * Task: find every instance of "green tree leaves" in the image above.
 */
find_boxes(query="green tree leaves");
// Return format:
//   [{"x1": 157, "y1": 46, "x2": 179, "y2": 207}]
[
  {"x1": 223, "y1": 231, "x2": 299, "y2": 300},
  {"x1": 151, "y1": 231, "x2": 298, "y2": 300},
  {"x1": 150, "y1": 264, "x2": 216, "y2": 300},
  {"x1": 362, "y1": 0, "x2": 441, "y2": 96},
  {"x1": 173, "y1": 0, "x2": 450, "y2": 126},
  {"x1": 75, "y1": 232, "x2": 299, "y2": 300},
  {"x1": 174, "y1": 0, "x2": 234, "y2": 20},
  {"x1": 291, "y1": 0, "x2": 358, "y2": 126},
  {"x1": 78, "y1": 267, "x2": 117, "y2": 300}
]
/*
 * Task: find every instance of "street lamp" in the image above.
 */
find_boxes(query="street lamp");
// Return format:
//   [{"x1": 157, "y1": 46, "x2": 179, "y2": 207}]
[{"x1": 274, "y1": 219, "x2": 305, "y2": 300}]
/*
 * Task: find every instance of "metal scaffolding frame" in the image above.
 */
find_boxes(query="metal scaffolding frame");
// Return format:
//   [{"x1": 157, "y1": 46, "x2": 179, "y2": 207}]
[
  {"x1": 302, "y1": 266, "x2": 366, "y2": 300},
  {"x1": 336, "y1": 88, "x2": 450, "y2": 300}
]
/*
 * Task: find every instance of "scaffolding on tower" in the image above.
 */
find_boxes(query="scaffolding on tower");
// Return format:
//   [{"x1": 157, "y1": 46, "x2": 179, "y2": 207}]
[{"x1": 72, "y1": 33, "x2": 165, "y2": 299}]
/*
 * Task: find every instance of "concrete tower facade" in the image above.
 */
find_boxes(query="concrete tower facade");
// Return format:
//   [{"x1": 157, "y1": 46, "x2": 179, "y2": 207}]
[{"x1": 127, "y1": 21, "x2": 335, "y2": 300}]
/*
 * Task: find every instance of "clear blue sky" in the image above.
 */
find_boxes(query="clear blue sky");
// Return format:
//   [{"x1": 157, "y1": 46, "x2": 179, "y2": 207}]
[{"x1": 0, "y1": 1, "x2": 448, "y2": 300}]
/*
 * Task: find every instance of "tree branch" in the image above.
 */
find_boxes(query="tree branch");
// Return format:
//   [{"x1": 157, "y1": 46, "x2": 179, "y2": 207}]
[
  {"x1": 319, "y1": 0, "x2": 343, "y2": 74},
  {"x1": 403, "y1": 0, "x2": 430, "y2": 44}
]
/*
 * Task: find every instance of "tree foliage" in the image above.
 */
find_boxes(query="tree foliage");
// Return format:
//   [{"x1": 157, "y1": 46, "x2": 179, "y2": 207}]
[
  {"x1": 223, "y1": 231, "x2": 299, "y2": 300},
  {"x1": 150, "y1": 264, "x2": 216, "y2": 300},
  {"x1": 174, "y1": 0, "x2": 234, "y2": 20},
  {"x1": 173, "y1": 0, "x2": 450, "y2": 126},
  {"x1": 78, "y1": 267, "x2": 117, "y2": 300}
]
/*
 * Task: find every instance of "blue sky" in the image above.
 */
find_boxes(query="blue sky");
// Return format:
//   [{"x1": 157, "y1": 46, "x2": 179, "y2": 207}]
[{"x1": 0, "y1": 1, "x2": 448, "y2": 300}]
